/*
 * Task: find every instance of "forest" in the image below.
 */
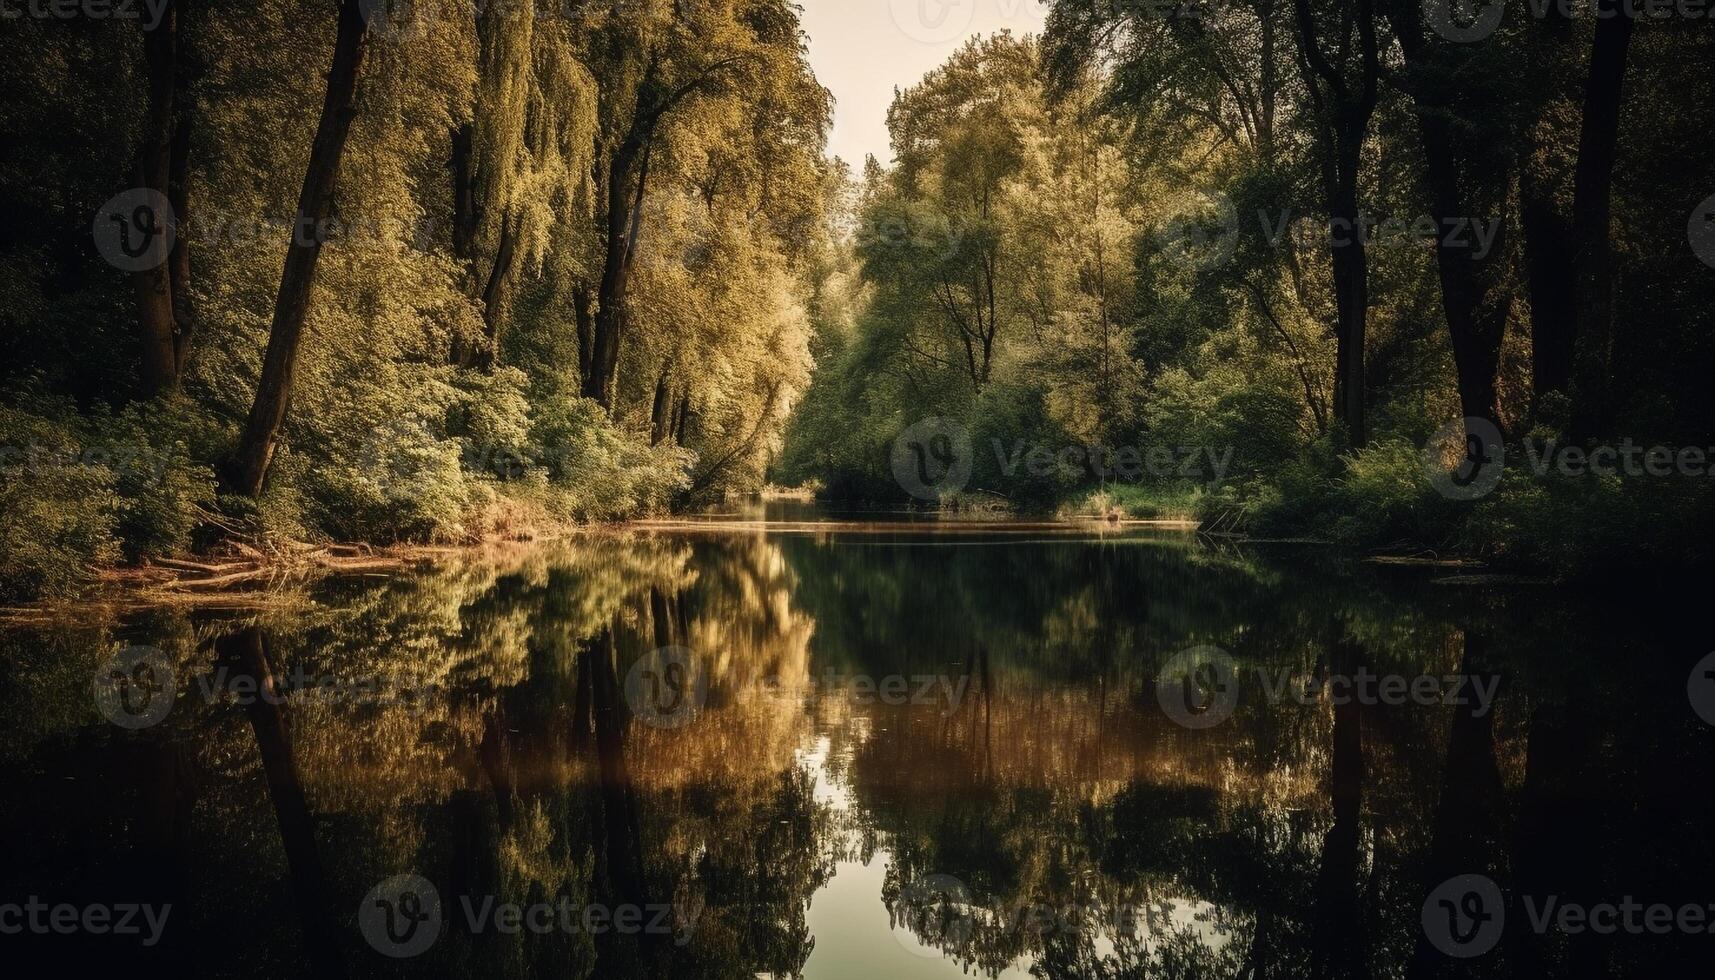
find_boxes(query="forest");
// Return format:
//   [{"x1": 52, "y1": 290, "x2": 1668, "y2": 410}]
[{"x1": 3, "y1": 0, "x2": 1714, "y2": 604}]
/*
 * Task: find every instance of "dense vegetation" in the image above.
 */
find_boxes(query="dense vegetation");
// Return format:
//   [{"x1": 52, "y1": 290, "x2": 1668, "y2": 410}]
[
  {"x1": 778, "y1": 4, "x2": 1715, "y2": 573},
  {"x1": 2, "y1": 0, "x2": 835, "y2": 599},
  {"x1": 3, "y1": 1, "x2": 1714, "y2": 601}
]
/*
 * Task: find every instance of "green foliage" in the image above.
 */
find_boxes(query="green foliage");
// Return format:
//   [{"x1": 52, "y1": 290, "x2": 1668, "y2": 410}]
[
  {"x1": 0, "y1": 393, "x2": 226, "y2": 599},
  {"x1": 0, "y1": 0, "x2": 839, "y2": 599},
  {"x1": 531, "y1": 397, "x2": 693, "y2": 521}
]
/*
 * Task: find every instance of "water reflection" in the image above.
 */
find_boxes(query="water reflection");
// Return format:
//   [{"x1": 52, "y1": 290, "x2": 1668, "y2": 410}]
[{"x1": 0, "y1": 523, "x2": 1712, "y2": 977}]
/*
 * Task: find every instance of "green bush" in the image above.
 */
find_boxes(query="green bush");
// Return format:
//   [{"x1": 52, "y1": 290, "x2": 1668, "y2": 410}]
[
  {"x1": 533, "y1": 397, "x2": 692, "y2": 520},
  {"x1": 0, "y1": 399, "x2": 122, "y2": 600}
]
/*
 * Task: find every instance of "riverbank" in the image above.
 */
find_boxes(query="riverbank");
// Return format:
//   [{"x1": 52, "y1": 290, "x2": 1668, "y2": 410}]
[{"x1": 1, "y1": 510, "x2": 1209, "y2": 623}]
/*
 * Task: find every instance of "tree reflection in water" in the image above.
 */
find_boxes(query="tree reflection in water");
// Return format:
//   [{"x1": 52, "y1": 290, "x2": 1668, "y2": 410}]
[{"x1": 0, "y1": 529, "x2": 1711, "y2": 977}]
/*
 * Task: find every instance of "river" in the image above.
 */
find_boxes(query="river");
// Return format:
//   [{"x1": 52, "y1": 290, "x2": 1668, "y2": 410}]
[{"x1": 1, "y1": 505, "x2": 1711, "y2": 977}]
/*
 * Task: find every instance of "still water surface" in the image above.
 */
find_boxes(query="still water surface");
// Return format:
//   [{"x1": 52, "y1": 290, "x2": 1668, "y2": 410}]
[{"x1": 2, "y1": 508, "x2": 1712, "y2": 977}]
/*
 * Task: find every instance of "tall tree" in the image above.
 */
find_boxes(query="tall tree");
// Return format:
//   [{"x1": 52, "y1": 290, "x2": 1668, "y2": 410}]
[
  {"x1": 1384, "y1": 0, "x2": 1516, "y2": 439},
  {"x1": 1519, "y1": 8, "x2": 1579, "y2": 419},
  {"x1": 134, "y1": 0, "x2": 188, "y2": 396},
  {"x1": 1294, "y1": 0, "x2": 1381, "y2": 449},
  {"x1": 448, "y1": 0, "x2": 534, "y2": 369},
  {"x1": 229, "y1": 0, "x2": 371, "y2": 496},
  {"x1": 1568, "y1": 0, "x2": 1636, "y2": 439},
  {"x1": 578, "y1": 6, "x2": 742, "y2": 409}
]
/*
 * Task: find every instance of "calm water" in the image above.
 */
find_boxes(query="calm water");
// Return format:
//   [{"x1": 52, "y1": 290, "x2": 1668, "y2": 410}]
[{"x1": 2, "y1": 508, "x2": 1713, "y2": 978}]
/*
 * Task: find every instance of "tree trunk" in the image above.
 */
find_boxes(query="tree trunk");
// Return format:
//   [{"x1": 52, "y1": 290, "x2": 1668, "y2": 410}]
[
  {"x1": 671, "y1": 393, "x2": 690, "y2": 444},
  {"x1": 134, "y1": 0, "x2": 181, "y2": 397},
  {"x1": 1328, "y1": 140, "x2": 1371, "y2": 450},
  {"x1": 584, "y1": 140, "x2": 652, "y2": 409},
  {"x1": 649, "y1": 367, "x2": 672, "y2": 445},
  {"x1": 167, "y1": 60, "x2": 196, "y2": 379},
  {"x1": 1568, "y1": 1, "x2": 1635, "y2": 440},
  {"x1": 450, "y1": 122, "x2": 478, "y2": 259},
  {"x1": 468, "y1": 208, "x2": 519, "y2": 370},
  {"x1": 1522, "y1": 175, "x2": 1577, "y2": 411},
  {"x1": 1387, "y1": 1, "x2": 1511, "y2": 438},
  {"x1": 228, "y1": 0, "x2": 370, "y2": 497},
  {"x1": 1520, "y1": 11, "x2": 1578, "y2": 418},
  {"x1": 1295, "y1": 0, "x2": 1380, "y2": 450},
  {"x1": 215, "y1": 627, "x2": 343, "y2": 974},
  {"x1": 1311, "y1": 628, "x2": 1369, "y2": 980},
  {"x1": 573, "y1": 283, "x2": 595, "y2": 384}
]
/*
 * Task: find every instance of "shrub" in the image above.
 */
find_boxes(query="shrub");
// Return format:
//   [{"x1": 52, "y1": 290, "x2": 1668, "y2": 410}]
[{"x1": 0, "y1": 398, "x2": 122, "y2": 600}]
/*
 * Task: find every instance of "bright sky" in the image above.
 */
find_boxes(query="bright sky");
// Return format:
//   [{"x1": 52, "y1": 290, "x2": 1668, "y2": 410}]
[{"x1": 798, "y1": 0, "x2": 1050, "y2": 169}]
